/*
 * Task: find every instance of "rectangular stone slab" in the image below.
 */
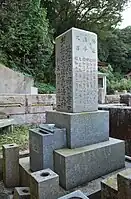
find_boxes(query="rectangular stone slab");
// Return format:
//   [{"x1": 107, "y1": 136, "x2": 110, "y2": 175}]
[
  {"x1": 54, "y1": 138, "x2": 125, "y2": 190},
  {"x1": 46, "y1": 110, "x2": 109, "y2": 148},
  {"x1": 55, "y1": 27, "x2": 98, "y2": 113}
]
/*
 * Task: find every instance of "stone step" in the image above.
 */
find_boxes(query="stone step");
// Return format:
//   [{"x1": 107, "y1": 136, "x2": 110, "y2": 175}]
[{"x1": 54, "y1": 138, "x2": 125, "y2": 190}]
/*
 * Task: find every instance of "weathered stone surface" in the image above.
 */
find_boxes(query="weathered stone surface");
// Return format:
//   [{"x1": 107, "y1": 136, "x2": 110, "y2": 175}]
[
  {"x1": 29, "y1": 125, "x2": 66, "y2": 171},
  {"x1": 56, "y1": 27, "x2": 98, "y2": 113},
  {"x1": 46, "y1": 110, "x2": 109, "y2": 148},
  {"x1": 57, "y1": 190, "x2": 89, "y2": 199},
  {"x1": 13, "y1": 187, "x2": 30, "y2": 199},
  {"x1": 10, "y1": 113, "x2": 46, "y2": 124},
  {"x1": 120, "y1": 93, "x2": 131, "y2": 106},
  {"x1": 0, "y1": 119, "x2": 14, "y2": 128},
  {"x1": 19, "y1": 157, "x2": 32, "y2": 187},
  {"x1": 101, "y1": 175, "x2": 118, "y2": 199},
  {"x1": 54, "y1": 138, "x2": 125, "y2": 190},
  {"x1": 0, "y1": 64, "x2": 34, "y2": 94},
  {"x1": 30, "y1": 169, "x2": 59, "y2": 199},
  {"x1": 98, "y1": 105, "x2": 131, "y2": 156},
  {"x1": 105, "y1": 95, "x2": 120, "y2": 104},
  {"x1": 117, "y1": 168, "x2": 131, "y2": 199},
  {"x1": 3, "y1": 144, "x2": 19, "y2": 187}
]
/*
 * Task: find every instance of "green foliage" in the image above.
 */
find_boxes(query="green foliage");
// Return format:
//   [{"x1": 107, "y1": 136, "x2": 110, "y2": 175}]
[
  {"x1": 0, "y1": 0, "x2": 53, "y2": 82},
  {"x1": 0, "y1": 125, "x2": 29, "y2": 152},
  {"x1": 35, "y1": 82, "x2": 56, "y2": 94},
  {"x1": 100, "y1": 65, "x2": 131, "y2": 94}
]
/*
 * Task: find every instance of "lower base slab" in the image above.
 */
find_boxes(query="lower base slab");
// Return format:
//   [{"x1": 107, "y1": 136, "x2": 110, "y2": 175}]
[{"x1": 54, "y1": 138, "x2": 125, "y2": 190}]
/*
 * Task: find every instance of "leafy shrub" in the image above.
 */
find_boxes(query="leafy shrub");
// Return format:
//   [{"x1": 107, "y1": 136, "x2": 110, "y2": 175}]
[{"x1": 35, "y1": 82, "x2": 56, "y2": 94}]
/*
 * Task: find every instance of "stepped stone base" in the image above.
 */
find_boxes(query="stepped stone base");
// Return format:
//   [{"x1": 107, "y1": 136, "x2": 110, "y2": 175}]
[
  {"x1": 54, "y1": 138, "x2": 125, "y2": 190},
  {"x1": 46, "y1": 110, "x2": 109, "y2": 148}
]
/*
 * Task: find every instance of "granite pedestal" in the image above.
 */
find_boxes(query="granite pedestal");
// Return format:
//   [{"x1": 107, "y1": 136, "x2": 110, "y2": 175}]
[
  {"x1": 54, "y1": 138, "x2": 125, "y2": 190},
  {"x1": 30, "y1": 168, "x2": 59, "y2": 199},
  {"x1": 29, "y1": 125, "x2": 66, "y2": 171},
  {"x1": 46, "y1": 110, "x2": 109, "y2": 148}
]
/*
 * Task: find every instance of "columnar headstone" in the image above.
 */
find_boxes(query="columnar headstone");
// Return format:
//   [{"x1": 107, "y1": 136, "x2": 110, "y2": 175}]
[
  {"x1": 56, "y1": 27, "x2": 98, "y2": 112},
  {"x1": 3, "y1": 143, "x2": 19, "y2": 187}
]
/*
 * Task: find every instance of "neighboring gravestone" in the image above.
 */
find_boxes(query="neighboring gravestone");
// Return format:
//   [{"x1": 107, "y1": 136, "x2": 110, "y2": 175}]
[{"x1": 56, "y1": 27, "x2": 98, "y2": 113}]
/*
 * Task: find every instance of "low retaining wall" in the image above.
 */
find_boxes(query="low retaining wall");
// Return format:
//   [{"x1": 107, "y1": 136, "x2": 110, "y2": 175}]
[
  {"x1": 98, "y1": 105, "x2": 131, "y2": 156},
  {"x1": 0, "y1": 94, "x2": 56, "y2": 124}
]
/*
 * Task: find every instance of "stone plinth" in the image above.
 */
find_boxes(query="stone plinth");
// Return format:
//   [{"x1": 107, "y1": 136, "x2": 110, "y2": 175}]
[
  {"x1": 55, "y1": 27, "x2": 98, "y2": 113},
  {"x1": 54, "y1": 138, "x2": 125, "y2": 190},
  {"x1": 117, "y1": 168, "x2": 131, "y2": 199},
  {"x1": 29, "y1": 125, "x2": 66, "y2": 171},
  {"x1": 101, "y1": 175, "x2": 118, "y2": 199},
  {"x1": 30, "y1": 169, "x2": 59, "y2": 199},
  {"x1": 13, "y1": 187, "x2": 30, "y2": 199},
  {"x1": 46, "y1": 110, "x2": 109, "y2": 148},
  {"x1": 19, "y1": 157, "x2": 32, "y2": 187},
  {"x1": 3, "y1": 143, "x2": 19, "y2": 187},
  {"x1": 58, "y1": 190, "x2": 89, "y2": 199}
]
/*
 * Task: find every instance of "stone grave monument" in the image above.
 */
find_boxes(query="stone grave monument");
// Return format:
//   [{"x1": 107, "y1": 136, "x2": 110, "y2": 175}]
[{"x1": 29, "y1": 27, "x2": 125, "y2": 191}]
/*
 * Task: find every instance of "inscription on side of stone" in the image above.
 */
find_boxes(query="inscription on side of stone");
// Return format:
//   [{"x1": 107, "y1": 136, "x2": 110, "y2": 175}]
[{"x1": 55, "y1": 27, "x2": 98, "y2": 113}]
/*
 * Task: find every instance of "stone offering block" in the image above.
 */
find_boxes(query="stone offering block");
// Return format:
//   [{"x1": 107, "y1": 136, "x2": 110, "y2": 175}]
[
  {"x1": 58, "y1": 190, "x2": 89, "y2": 199},
  {"x1": 30, "y1": 168, "x2": 59, "y2": 199},
  {"x1": 13, "y1": 187, "x2": 30, "y2": 199},
  {"x1": 117, "y1": 168, "x2": 131, "y2": 199},
  {"x1": 29, "y1": 125, "x2": 66, "y2": 171},
  {"x1": 101, "y1": 175, "x2": 118, "y2": 199},
  {"x1": 46, "y1": 110, "x2": 109, "y2": 148},
  {"x1": 54, "y1": 138, "x2": 125, "y2": 190},
  {"x1": 55, "y1": 27, "x2": 98, "y2": 113},
  {"x1": 3, "y1": 143, "x2": 19, "y2": 187}
]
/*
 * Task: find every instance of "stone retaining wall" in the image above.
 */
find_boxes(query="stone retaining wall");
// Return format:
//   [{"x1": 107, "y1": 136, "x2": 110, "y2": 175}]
[
  {"x1": 98, "y1": 105, "x2": 131, "y2": 156},
  {"x1": 0, "y1": 94, "x2": 56, "y2": 124}
]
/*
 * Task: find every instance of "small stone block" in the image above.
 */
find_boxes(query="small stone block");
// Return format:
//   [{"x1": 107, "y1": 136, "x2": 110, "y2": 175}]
[
  {"x1": 13, "y1": 187, "x2": 30, "y2": 199},
  {"x1": 57, "y1": 190, "x2": 89, "y2": 199},
  {"x1": 46, "y1": 110, "x2": 109, "y2": 148},
  {"x1": 3, "y1": 143, "x2": 19, "y2": 187},
  {"x1": 101, "y1": 175, "x2": 118, "y2": 199},
  {"x1": 54, "y1": 138, "x2": 125, "y2": 190},
  {"x1": 19, "y1": 157, "x2": 32, "y2": 187},
  {"x1": 117, "y1": 168, "x2": 131, "y2": 199},
  {"x1": 30, "y1": 168, "x2": 59, "y2": 199},
  {"x1": 29, "y1": 126, "x2": 66, "y2": 171}
]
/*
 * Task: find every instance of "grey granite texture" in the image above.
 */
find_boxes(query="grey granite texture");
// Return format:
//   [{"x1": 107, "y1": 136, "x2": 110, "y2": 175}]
[
  {"x1": 55, "y1": 28, "x2": 98, "y2": 113},
  {"x1": 19, "y1": 157, "x2": 31, "y2": 187},
  {"x1": 30, "y1": 168, "x2": 59, "y2": 199},
  {"x1": 13, "y1": 187, "x2": 30, "y2": 199},
  {"x1": 117, "y1": 168, "x2": 131, "y2": 199},
  {"x1": 54, "y1": 138, "x2": 125, "y2": 190},
  {"x1": 57, "y1": 190, "x2": 89, "y2": 199},
  {"x1": 2, "y1": 144, "x2": 19, "y2": 188},
  {"x1": 29, "y1": 126, "x2": 66, "y2": 171},
  {"x1": 46, "y1": 110, "x2": 109, "y2": 148}
]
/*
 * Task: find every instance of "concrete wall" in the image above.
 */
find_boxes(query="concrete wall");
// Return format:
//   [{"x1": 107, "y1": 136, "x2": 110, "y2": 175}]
[
  {"x1": 0, "y1": 94, "x2": 56, "y2": 124},
  {"x1": 0, "y1": 64, "x2": 34, "y2": 94},
  {"x1": 98, "y1": 105, "x2": 131, "y2": 156}
]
